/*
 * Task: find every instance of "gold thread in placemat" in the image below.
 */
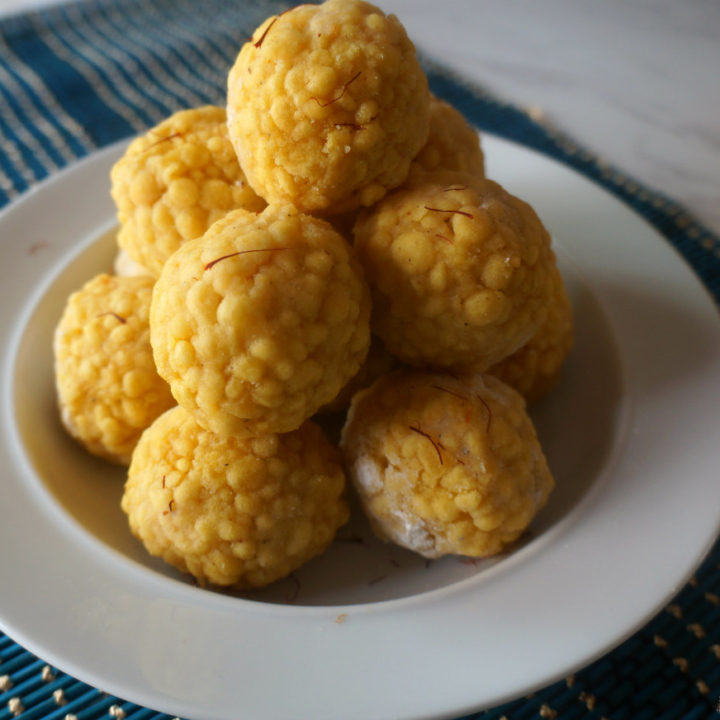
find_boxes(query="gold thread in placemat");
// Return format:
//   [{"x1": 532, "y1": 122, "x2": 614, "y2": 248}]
[
  {"x1": 688, "y1": 622, "x2": 706, "y2": 639},
  {"x1": 578, "y1": 691, "x2": 596, "y2": 710},
  {"x1": 667, "y1": 603, "x2": 683, "y2": 619},
  {"x1": 8, "y1": 697, "x2": 24, "y2": 717}
]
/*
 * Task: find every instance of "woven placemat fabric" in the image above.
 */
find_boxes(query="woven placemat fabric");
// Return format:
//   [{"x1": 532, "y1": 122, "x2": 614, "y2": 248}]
[{"x1": 0, "y1": 1, "x2": 719, "y2": 719}]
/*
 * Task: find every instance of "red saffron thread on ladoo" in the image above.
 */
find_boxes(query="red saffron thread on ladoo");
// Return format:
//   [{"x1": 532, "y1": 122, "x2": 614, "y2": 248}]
[
  {"x1": 146, "y1": 131, "x2": 183, "y2": 150},
  {"x1": 478, "y1": 396, "x2": 493, "y2": 434},
  {"x1": 203, "y1": 247, "x2": 289, "y2": 271},
  {"x1": 252, "y1": 16, "x2": 278, "y2": 48},
  {"x1": 431, "y1": 384, "x2": 467, "y2": 401},
  {"x1": 423, "y1": 206, "x2": 474, "y2": 219},
  {"x1": 97, "y1": 312, "x2": 126, "y2": 324},
  {"x1": 408, "y1": 425, "x2": 443, "y2": 465},
  {"x1": 311, "y1": 70, "x2": 362, "y2": 107},
  {"x1": 253, "y1": 2, "x2": 312, "y2": 48}
]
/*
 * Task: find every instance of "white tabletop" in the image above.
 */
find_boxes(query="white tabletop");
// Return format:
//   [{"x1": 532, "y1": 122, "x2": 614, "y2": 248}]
[{"x1": 1, "y1": 0, "x2": 719, "y2": 237}]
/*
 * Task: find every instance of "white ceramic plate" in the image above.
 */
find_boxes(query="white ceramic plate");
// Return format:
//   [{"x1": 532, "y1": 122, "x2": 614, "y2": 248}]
[{"x1": 1, "y1": 135, "x2": 719, "y2": 720}]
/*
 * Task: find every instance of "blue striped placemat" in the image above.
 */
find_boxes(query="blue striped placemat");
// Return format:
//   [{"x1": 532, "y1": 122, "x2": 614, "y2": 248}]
[{"x1": 1, "y1": 1, "x2": 719, "y2": 719}]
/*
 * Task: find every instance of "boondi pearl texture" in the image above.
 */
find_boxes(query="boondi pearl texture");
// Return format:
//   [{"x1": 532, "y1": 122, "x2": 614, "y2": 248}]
[
  {"x1": 123, "y1": 407, "x2": 349, "y2": 588},
  {"x1": 341, "y1": 370, "x2": 554, "y2": 558},
  {"x1": 111, "y1": 106, "x2": 265, "y2": 276},
  {"x1": 353, "y1": 171, "x2": 557, "y2": 371},
  {"x1": 51, "y1": 0, "x2": 569, "y2": 588},
  {"x1": 150, "y1": 205, "x2": 371, "y2": 437},
  {"x1": 489, "y1": 262, "x2": 574, "y2": 403},
  {"x1": 406, "y1": 95, "x2": 485, "y2": 183},
  {"x1": 226, "y1": 0, "x2": 430, "y2": 213},
  {"x1": 53, "y1": 274, "x2": 174, "y2": 465}
]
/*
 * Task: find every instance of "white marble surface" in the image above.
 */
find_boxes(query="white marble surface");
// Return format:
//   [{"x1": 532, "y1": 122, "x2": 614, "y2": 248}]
[
  {"x1": 381, "y1": 0, "x2": 720, "y2": 238},
  {"x1": 1, "y1": 0, "x2": 719, "y2": 237}
]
